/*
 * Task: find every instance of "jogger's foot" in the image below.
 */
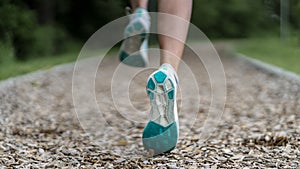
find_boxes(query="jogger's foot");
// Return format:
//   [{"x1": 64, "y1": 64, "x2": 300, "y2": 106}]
[
  {"x1": 142, "y1": 63, "x2": 179, "y2": 155},
  {"x1": 119, "y1": 8, "x2": 150, "y2": 67}
]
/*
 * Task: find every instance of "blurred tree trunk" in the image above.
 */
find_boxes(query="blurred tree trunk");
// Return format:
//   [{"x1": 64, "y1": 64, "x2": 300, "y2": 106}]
[
  {"x1": 39, "y1": 0, "x2": 54, "y2": 25},
  {"x1": 280, "y1": 0, "x2": 289, "y2": 41}
]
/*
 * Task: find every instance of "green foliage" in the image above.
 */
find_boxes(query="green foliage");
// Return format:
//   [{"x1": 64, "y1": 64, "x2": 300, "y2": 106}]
[
  {"x1": 191, "y1": 0, "x2": 276, "y2": 38},
  {"x1": 55, "y1": 0, "x2": 126, "y2": 40},
  {"x1": 0, "y1": 0, "x2": 78, "y2": 61},
  {"x1": 236, "y1": 37, "x2": 300, "y2": 74},
  {"x1": 1, "y1": 0, "x2": 300, "y2": 63},
  {"x1": 0, "y1": 0, "x2": 36, "y2": 39},
  {"x1": 289, "y1": 0, "x2": 300, "y2": 29},
  {"x1": 295, "y1": 0, "x2": 300, "y2": 42},
  {"x1": 30, "y1": 26, "x2": 70, "y2": 58},
  {"x1": 0, "y1": 42, "x2": 14, "y2": 64},
  {"x1": 0, "y1": 49, "x2": 78, "y2": 80},
  {"x1": 0, "y1": 0, "x2": 37, "y2": 60}
]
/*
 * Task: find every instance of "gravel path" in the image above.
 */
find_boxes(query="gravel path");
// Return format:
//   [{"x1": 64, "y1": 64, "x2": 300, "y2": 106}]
[{"x1": 0, "y1": 44, "x2": 299, "y2": 168}]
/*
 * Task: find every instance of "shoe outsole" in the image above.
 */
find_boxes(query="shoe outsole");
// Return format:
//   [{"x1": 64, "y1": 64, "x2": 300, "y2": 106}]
[
  {"x1": 120, "y1": 51, "x2": 146, "y2": 67},
  {"x1": 142, "y1": 70, "x2": 178, "y2": 156},
  {"x1": 119, "y1": 22, "x2": 148, "y2": 67}
]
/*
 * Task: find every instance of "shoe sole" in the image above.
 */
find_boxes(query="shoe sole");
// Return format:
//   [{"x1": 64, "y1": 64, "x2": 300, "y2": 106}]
[
  {"x1": 142, "y1": 70, "x2": 178, "y2": 156},
  {"x1": 119, "y1": 21, "x2": 148, "y2": 67}
]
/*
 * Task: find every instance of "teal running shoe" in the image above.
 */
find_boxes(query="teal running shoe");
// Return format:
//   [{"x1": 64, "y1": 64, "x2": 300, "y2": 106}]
[
  {"x1": 119, "y1": 8, "x2": 150, "y2": 67},
  {"x1": 143, "y1": 64, "x2": 179, "y2": 156}
]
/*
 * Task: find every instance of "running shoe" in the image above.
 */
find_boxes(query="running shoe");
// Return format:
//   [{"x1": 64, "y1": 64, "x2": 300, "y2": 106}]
[
  {"x1": 119, "y1": 8, "x2": 150, "y2": 67},
  {"x1": 142, "y1": 64, "x2": 179, "y2": 155}
]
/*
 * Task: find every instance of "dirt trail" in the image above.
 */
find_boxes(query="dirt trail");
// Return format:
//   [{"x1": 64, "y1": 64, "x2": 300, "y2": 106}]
[{"x1": 0, "y1": 44, "x2": 299, "y2": 168}]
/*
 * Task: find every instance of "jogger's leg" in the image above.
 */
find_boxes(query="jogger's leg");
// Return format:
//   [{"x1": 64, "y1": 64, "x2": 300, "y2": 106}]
[
  {"x1": 127, "y1": 0, "x2": 192, "y2": 155},
  {"x1": 143, "y1": 1, "x2": 192, "y2": 155},
  {"x1": 158, "y1": 0, "x2": 192, "y2": 71}
]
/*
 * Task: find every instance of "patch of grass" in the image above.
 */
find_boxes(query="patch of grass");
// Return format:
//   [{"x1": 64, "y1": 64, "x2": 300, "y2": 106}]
[
  {"x1": 235, "y1": 36, "x2": 300, "y2": 74},
  {"x1": 0, "y1": 43, "x2": 79, "y2": 81}
]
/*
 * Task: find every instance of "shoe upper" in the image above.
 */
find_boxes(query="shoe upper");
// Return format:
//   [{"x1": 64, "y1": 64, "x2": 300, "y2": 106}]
[{"x1": 119, "y1": 8, "x2": 150, "y2": 67}]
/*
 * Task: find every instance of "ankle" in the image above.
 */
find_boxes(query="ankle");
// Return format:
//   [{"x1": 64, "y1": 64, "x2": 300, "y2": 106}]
[
  {"x1": 134, "y1": 7, "x2": 148, "y2": 13},
  {"x1": 160, "y1": 63, "x2": 176, "y2": 74},
  {"x1": 131, "y1": 8, "x2": 150, "y2": 20}
]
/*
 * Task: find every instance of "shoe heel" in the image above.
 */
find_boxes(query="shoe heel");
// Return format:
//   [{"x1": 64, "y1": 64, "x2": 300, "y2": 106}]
[{"x1": 142, "y1": 121, "x2": 178, "y2": 156}]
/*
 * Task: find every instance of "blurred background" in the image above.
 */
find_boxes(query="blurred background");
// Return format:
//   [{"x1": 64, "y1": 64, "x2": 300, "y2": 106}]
[{"x1": 0, "y1": 0, "x2": 299, "y2": 80}]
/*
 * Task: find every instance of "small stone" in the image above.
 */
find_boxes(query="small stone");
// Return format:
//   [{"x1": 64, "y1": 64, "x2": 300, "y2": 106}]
[
  {"x1": 248, "y1": 149, "x2": 254, "y2": 155},
  {"x1": 274, "y1": 124, "x2": 281, "y2": 130},
  {"x1": 231, "y1": 154, "x2": 244, "y2": 160},
  {"x1": 223, "y1": 148, "x2": 231, "y2": 154},
  {"x1": 38, "y1": 148, "x2": 45, "y2": 154},
  {"x1": 167, "y1": 162, "x2": 177, "y2": 168},
  {"x1": 115, "y1": 140, "x2": 129, "y2": 146},
  {"x1": 115, "y1": 158, "x2": 126, "y2": 163},
  {"x1": 265, "y1": 135, "x2": 271, "y2": 142},
  {"x1": 217, "y1": 156, "x2": 227, "y2": 162},
  {"x1": 285, "y1": 144, "x2": 292, "y2": 153},
  {"x1": 211, "y1": 164, "x2": 218, "y2": 169}
]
